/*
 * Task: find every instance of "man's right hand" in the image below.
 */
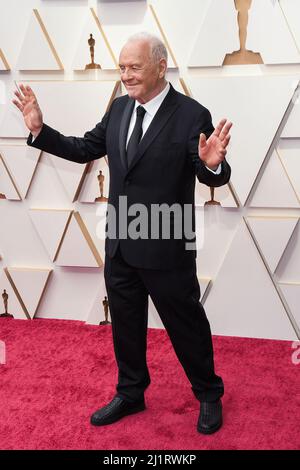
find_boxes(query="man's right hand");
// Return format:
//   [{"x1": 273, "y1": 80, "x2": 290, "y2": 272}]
[{"x1": 12, "y1": 84, "x2": 43, "y2": 138}]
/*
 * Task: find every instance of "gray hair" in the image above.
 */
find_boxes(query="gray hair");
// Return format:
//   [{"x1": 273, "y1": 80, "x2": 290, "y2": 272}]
[{"x1": 125, "y1": 32, "x2": 168, "y2": 63}]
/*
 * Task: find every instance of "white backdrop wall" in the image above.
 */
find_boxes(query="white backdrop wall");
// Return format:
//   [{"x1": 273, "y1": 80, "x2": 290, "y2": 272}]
[{"x1": 0, "y1": 0, "x2": 299, "y2": 340}]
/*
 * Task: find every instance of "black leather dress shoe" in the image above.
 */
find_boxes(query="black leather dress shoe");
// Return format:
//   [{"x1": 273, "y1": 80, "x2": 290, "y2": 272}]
[
  {"x1": 90, "y1": 396, "x2": 146, "y2": 426},
  {"x1": 197, "y1": 399, "x2": 223, "y2": 435}
]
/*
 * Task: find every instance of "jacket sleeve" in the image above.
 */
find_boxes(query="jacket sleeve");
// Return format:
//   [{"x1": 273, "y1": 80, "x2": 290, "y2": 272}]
[
  {"x1": 27, "y1": 104, "x2": 113, "y2": 164},
  {"x1": 188, "y1": 107, "x2": 231, "y2": 187}
]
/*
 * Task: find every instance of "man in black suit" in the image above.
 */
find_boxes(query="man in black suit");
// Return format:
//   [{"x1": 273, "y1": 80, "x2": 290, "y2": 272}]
[{"x1": 13, "y1": 32, "x2": 232, "y2": 434}]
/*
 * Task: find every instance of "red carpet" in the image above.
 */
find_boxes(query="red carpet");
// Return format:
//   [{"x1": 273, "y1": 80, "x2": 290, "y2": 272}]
[{"x1": 0, "y1": 318, "x2": 299, "y2": 450}]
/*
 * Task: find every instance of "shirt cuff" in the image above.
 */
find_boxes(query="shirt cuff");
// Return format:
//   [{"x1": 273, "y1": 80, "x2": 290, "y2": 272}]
[{"x1": 205, "y1": 163, "x2": 222, "y2": 175}]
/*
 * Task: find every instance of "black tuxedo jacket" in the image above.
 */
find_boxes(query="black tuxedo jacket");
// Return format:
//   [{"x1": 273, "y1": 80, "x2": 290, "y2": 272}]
[{"x1": 28, "y1": 84, "x2": 231, "y2": 269}]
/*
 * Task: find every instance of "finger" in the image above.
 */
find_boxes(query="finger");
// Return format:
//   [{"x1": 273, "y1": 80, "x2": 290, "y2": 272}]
[
  {"x1": 199, "y1": 133, "x2": 207, "y2": 148},
  {"x1": 212, "y1": 118, "x2": 227, "y2": 138},
  {"x1": 223, "y1": 134, "x2": 231, "y2": 147},
  {"x1": 24, "y1": 84, "x2": 36, "y2": 99},
  {"x1": 219, "y1": 122, "x2": 233, "y2": 141},
  {"x1": 15, "y1": 89, "x2": 36, "y2": 108},
  {"x1": 12, "y1": 99, "x2": 24, "y2": 113},
  {"x1": 14, "y1": 90, "x2": 26, "y2": 104},
  {"x1": 19, "y1": 84, "x2": 34, "y2": 101},
  {"x1": 15, "y1": 84, "x2": 25, "y2": 98},
  {"x1": 19, "y1": 84, "x2": 29, "y2": 96}
]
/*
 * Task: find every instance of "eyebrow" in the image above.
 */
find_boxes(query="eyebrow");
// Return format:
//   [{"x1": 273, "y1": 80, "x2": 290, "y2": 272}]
[{"x1": 119, "y1": 63, "x2": 143, "y2": 67}]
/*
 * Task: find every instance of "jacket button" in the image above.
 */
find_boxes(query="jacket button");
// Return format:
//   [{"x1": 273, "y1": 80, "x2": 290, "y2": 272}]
[{"x1": 125, "y1": 179, "x2": 131, "y2": 186}]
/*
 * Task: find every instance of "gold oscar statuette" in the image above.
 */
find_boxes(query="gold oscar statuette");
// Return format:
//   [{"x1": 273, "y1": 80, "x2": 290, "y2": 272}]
[
  {"x1": 85, "y1": 33, "x2": 101, "y2": 70},
  {"x1": 100, "y1": 296, "x2": 111, "y2": 325},
  {"x1": 204, "y1": 187, "x2": 221, "y2": 206},
  {"x1": 0, "y1": 289, "x2": 14, "y2": 318},
  {"x1": 95, "y1": 170, "x2": 108, "y2": 202},
  {"x1": 223, "y1": 0, "x2": 263, "y2": 65}
]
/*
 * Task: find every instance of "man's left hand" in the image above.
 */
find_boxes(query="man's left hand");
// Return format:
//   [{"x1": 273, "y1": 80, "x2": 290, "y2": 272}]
[{"x1": 198, "y1": 119, "x2": 232, "y2": 170}]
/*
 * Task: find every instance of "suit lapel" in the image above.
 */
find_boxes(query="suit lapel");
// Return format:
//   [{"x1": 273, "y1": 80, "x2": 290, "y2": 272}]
[
  {"x1": 126, "y1": 85, "x2": 179, "y2": 174},
  {"x1": 118, "y1": 97, "x2": 135, "y2": 171}
]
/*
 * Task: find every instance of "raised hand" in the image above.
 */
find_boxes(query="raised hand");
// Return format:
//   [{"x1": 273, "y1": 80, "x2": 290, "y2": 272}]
[
  {"x1": 12, "y1": 84, "x2": 43, "y2": 137},
  {"x1": 198, "y1": 119, "x2": 232, "y2": 170}
]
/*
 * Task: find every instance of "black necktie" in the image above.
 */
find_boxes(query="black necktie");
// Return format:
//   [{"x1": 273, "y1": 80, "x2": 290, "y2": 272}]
[{"x1": 126, "y1": 105, "x2": 146, "y2": 168}]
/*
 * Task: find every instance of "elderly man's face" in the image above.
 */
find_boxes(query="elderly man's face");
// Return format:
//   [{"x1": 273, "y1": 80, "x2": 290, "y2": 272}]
[{"x1": 119, "y1": 40, "x2": 166, "y2": 104}]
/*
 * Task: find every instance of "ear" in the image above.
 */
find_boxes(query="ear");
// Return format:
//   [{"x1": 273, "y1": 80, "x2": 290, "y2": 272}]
[{"x1": 158, "y1": 58, "x2": 167, "y2": 78}]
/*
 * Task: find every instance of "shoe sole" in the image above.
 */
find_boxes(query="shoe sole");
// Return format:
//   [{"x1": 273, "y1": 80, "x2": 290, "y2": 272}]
[
  {"x1": 197, "y1": 418, "x2": 223, "y2": 435},
  {"x1": 90, "y1": 403, "x2": 146, "y2": 426}
]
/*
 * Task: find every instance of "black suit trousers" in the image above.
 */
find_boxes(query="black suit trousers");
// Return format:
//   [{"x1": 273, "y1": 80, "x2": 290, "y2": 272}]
[{"x1": 104, "y1": 244, "x2": 224, "y2": 403}]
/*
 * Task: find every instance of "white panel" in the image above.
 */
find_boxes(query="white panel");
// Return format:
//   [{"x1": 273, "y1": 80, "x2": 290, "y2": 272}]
[
  {"x1": 188, "y1": 75, "x2": 297, "y2": 206},
  {"x1": 17, "y1": 11, "x2": 62, "y2": 71},
  {"x1": 150, "y1": 0, "x2": 210, "y2": 68},
  {"x1": 196, "y1": 207, "x2": 241, "y2": 280},
  {"x1": 100, "y1": 4, "x2": 177, "y2": 68},
  {"x1": 50, "y1": 156, "x2": 87, "y2": 203},
  {"x1": 247, "y1": 216, "x2": 299, "y2": 273},
  {"x1": 276, "y1": 222, "x2": 300, "y2": 282},
  {"x1": 34, "y1": 268, "x2": 102, "y2": 321},
  {"x1": 195, "y1": 183, "x2": 238, "y2": 208},
  {"x1": 0, "y1": 0, "x2": 32, "y2": 70},
  {"x1": 78, "y1": 158, "x2": 109, "y2": 203},
  {"x1": 249, "y1": 150, "x2": 299, "y2": 208},
  {"x1": 72, "y1": 8, "x2": 116, "y2": 70},
  {"x1": 78, "y1": 206, "x2": 106, "y2": 263},
  {"x1": 279, "y1": 0, "x2": 300, "y2": 53},
  {"x1": 188, "y1": 0, "x2": 239, "y2": 67},
  {"x1": 36, "y1": 6, "x2": 88, "y2": 71},
  {"x1": 0, "y1": 272, "x2": 28, "y2": 320},
  {"x1": 247, "y1": 0, "x2": 300, "y2": 64},
  {"x1": 281, "y1": 94, "x2": 300, "y2": 138},
  {"x1": 0, "y1": 156, "x2": 20, "y2": 200},
  {"x1": 205, "y1": 220, "x2": 297, "y2": 340},
  {"x1": 0, "y1": 201, "x2": 57, "y2": 266},
  {"x1": 55, "y1": 213, "x2": 101, "y2": 267},
  {"x1": 22, "y1": 152, "x2": 72, "y2": 208},
  {"x1": 277, "y1": 139, "x2": 300, "y2": 200},
  {"x1": 0, "y1": 145, "x2": 40, "y2": 199},
  {"x1": 0, "y1": 80, "x2": 119, "y2": 138},
  {"x1": 279, "y1": 283, "x2": 300, "y2": 329},
  {"x1": 29, "y1": 209, "x2": 71, "y2": 261},
  {"x1": 6, "y1": 267, "x2": 51, "y2": 318}
]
